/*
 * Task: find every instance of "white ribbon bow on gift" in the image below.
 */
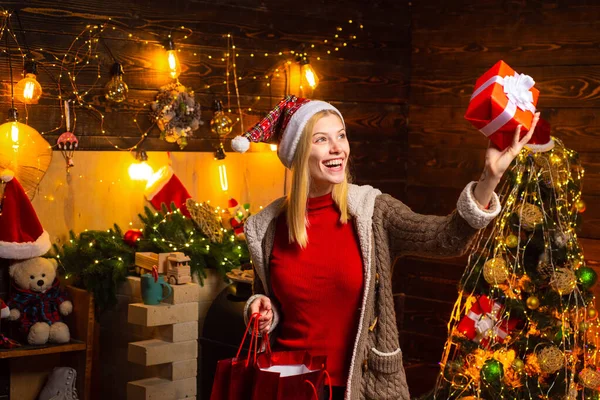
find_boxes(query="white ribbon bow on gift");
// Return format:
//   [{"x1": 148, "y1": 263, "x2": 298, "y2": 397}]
[
  {"x1": 470, "y1": 72, "x2": 537, "y2": 137},
  {"x1": 503, "y1": 73, "x2": 536, "y2": 113},
  {"x1": 467, "y1": 301, "x2": 503, "y2": 342}
]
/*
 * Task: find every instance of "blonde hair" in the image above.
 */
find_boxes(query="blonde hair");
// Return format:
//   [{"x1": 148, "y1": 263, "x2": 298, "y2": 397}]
[{"x1": 283, "y1": 110, "x2": 350, "y2": 248}]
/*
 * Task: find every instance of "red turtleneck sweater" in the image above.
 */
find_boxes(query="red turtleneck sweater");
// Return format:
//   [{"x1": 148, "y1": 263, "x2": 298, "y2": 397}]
[{"x1": 269, "y1": 192, "x2": 364, "y2": 387}]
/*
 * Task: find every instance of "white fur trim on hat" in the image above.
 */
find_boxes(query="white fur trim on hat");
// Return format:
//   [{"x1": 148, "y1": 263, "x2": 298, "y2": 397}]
[
  {"x1": 231, "y1": 135, "x2": 250, "y2": 153},
  {"x1": 525, "y1": 138, "x2": 555, "y2": 153},
  {"x1": 0, "y1": 230, "x2": 51, "y2": 259},
  {"x1": 457, "y1": 181, "x2": 501, "y2": 229},
  {"x1": 277, "y1": 101, "x2": 345, "y2": 169},
  {"x1": 144, "y1": 166, "x2": 174, "y2": 200},
  {"x1": 1, "y1": 169, "x2": 14, "y2": 183}
]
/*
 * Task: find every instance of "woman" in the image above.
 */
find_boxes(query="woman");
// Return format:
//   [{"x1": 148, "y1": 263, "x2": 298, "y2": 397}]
[{"x1": 231, "y1": 95, "x2": 540, "y2": 400}]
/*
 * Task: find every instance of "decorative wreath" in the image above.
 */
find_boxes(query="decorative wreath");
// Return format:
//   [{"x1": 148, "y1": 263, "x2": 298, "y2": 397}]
[{"x1": 150, "y1": 82, "x2": 202, "y2": 149}]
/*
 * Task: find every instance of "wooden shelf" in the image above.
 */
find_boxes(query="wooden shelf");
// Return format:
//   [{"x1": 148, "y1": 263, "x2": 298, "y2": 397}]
[
  {"x1": 8, "y1": 286, "x2": 96, "y2": 400},
  {"x1": 0, "y1": 340, "x2": 86, "y2": 359}
]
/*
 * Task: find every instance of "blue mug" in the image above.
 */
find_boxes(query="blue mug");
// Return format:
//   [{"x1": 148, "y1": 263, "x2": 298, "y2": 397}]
[{"x1": 141, "y1": 274, "x2": 173, "y2": 305}]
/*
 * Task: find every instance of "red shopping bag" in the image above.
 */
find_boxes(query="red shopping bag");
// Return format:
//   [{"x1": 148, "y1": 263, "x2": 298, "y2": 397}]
[
  {"x1": 251, "y1": 336, "x2": 332, "y2": 400},
  {"x1": 210, "y1": 314, "x2": 262, "y2": 400}
]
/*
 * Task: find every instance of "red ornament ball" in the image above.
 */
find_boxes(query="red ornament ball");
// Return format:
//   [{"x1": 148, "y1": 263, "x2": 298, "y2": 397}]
[{"x1": 124, "y1": 229, "x2": 143, "y2": 247}]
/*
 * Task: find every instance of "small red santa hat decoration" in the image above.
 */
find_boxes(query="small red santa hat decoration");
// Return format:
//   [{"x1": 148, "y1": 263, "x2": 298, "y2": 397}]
[
  {"x1": 0, "y1": 298, "x2": 8, "y2": 319},
  {"x1": 231, "y1": 95, "x2": 345, "y2": 169},
  {"x1": 0, "y1": 169, "x2": 51, "y2": 259},
  {"x1": 144, "y1": 166, "x2": 192, "y2": 217},
  {"x1": 523, "y1": 117, "x2": 555, "y2": 153}
]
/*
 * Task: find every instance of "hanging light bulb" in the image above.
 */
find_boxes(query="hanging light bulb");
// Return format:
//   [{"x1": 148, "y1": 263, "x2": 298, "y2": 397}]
[
  {"x1": 298, "y1": 55, "x2": 319, "y2": 90},
  {"x1": 210, "y1": 100, "x2": 233, "y2": 137},
  {"x1": 215, "y1": 143, "x2": 228, "y2": 192},
  {"x1": 165, "y1": 38, "x2": 182, "y2": 80},
  {"x1": 128, "y1": 150, "x2": 153, "y2": 181},
  {"x1": 14, "y1": 61, "x2": 42, "y2": 104},
  {"x1": 105, "y1": 62, "x2": 129, "y2": 103},
  {"x1": 0, "y1": 108, "x2": 26, "y2": 152}
]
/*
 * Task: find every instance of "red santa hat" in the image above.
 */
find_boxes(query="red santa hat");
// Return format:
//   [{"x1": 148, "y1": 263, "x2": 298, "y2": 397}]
[
  {"x1": 0, "y1": 169, "x2": 51, "y2": 259},
  {"x1": 144, "y1": 166, "x2": 192, "y2": 217},
  {"x1": 524, "y1": 117, "x2": 555, "y2": 153},
  {"x1": 231, "y1": 95, "x2": 345, "y2": 169}
]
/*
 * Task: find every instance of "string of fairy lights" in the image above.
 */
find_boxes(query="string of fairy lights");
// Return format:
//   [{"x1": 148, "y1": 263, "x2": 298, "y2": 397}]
[
  {"x1": 55, "y1": 201, "x2": 261, "y2": 274},
  {"x1": 0, "y1": 8, "x2": 366, "y2": 152},
  {"x1": 433, "y1": 138, "x2": 598, "y2": 399}
]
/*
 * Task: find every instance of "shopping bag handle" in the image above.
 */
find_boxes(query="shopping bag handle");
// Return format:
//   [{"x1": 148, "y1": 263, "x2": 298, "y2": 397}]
[
  {"x1": 262, "y1": 330, "x2": 272, "y2": 355},
  {"x1": 304, "y1": 369, "x2": 332, "y2": 400},
  {"x1": 236, "y1": 312, "x2": 261, "y2": 366}
]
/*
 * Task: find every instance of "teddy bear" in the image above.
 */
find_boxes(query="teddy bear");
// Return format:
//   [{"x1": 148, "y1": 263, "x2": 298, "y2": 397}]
[{"x1": 7, "y1": 257, "x2": 73, "y2": 345}]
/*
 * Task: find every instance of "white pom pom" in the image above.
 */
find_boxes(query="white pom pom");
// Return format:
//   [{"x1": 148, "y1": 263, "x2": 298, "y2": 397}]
[
  {"x1": 231, "y1": 136, "x2": 251, "y2": 153},
  {"x1": 0, "y1": 169, "x2": 14, "y2": 183}
]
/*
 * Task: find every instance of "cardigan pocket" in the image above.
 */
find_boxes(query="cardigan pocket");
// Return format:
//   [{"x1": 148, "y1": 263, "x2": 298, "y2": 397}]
[
  {"x1": 367, "y1": 347, "x2": 403, "y2": 374},
  {"x1": 364, "y1": 347, "x2": 409, "y2": 400}
]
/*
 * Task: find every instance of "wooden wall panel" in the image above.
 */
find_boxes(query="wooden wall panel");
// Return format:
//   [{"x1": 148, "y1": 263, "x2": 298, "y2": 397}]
[
  {"x1": 401, "y1": 1, "x2": 600, "y2": 396},
  {"x1": 0, "y1": 0, "x2": 409, "y2": 157}
]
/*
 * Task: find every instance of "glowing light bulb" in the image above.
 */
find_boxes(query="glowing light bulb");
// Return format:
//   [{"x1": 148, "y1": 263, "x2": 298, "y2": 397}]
[
  {"x1": 219, "y1": 164, "x2": 228, "y2": 191},
  {"x1": 128, "y1": 150, "x2": 153, "y2": 181},
  {"x1": 105, "y1": 63, "x2": 129, "y2": 103},
  {"x1": 0, "y1": 109, "x2": 33, "y2": 152},
  {"x1": 215, "y1": 143, "x2": 229, "y2": 192},
  {"x1": 165, "y1": 39, "x2": 181, "y2": 80},
  {"x1": 298, "y1": 56, "x2": 319, "y2": 90},
  {"x1": 270, "y1": 144, "x2": 278, "y2": 151},
  {"x1": 10, "y1": 122, "x2": 19, "y2": 149},
  {"x1": 14, "y1": 62, "x2": 43, "y2": 104},
  {"x1": 210, "y1": 100, "x2": 233, "y2": 137}
]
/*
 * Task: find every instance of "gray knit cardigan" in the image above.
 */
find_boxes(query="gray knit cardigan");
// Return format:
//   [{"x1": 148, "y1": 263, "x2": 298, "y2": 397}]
[{"x1": 243, "y1": 182, "x2": 500, "y2": 399}]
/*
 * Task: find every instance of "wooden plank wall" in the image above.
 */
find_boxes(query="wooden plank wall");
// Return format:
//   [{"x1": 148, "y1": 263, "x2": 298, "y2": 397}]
[
  {"x1": 0, "y1": 0, "x2": 410, "y2": 187},
  {"x1": 1, "y1": 1, "x2": 412, "y2": 398},
  {"x1": 396, "y1": 1, "x2": 600, "y2": 396}
]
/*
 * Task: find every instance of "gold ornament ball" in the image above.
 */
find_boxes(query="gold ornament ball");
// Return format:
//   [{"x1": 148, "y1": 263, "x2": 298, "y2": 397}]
[
  {"x1": 588, "y1": 308, "x2": 598, "y2": 319},
  {"x1": 505, "y1": 234, "x2": 519, "y2": 248},
  {"x1": 527, "y1": 295, "x2": 540, "y2": 310},
  {"x1": 579, "y1": 368, "x2": 600, "y2": 389},
  {"x1": 575, "y1": 199, "x2": 587, "y2": 213},
  {"x1": 483, "y1": 257, "x2": 510, "y2": 285},
  {"x1": 580, "y1": 321, "x2": 590, "y2": 331},
  {"x1": 537, "y1": 346, "x2": 564, "y2": 374},
  {"x1": 550, "y1": 268, "x2": 577, "y2": 295},
  {"x1": 519, "y1": 203, "x2": 544, "y2": 231},
  {"x1": 512, "y1": 358, "x2": 525, "y2": 372}
]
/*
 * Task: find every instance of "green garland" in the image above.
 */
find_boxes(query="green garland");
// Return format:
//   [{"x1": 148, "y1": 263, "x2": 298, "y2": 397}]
[{"x1": 52, "y1": 202, "x2": 250, "y2": 315}]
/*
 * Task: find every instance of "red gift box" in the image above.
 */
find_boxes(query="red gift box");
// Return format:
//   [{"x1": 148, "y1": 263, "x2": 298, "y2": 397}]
[
  {"x1": 465, "y1": 60, "x2": 550, "y2": 150},
  {"x1": 457, "y1": 295, "x2": 519, "y2": 348}
]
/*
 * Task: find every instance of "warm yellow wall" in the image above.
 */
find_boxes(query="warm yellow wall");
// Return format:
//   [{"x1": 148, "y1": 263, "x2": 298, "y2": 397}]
[{"x1": 31, "y1": 146, "x2": 287, "y2": 247}]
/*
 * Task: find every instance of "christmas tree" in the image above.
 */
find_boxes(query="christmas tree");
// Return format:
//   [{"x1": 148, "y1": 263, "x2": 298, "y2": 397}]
[{"x1": 425, "y1": 138, "x2": 600, "y2": 399}]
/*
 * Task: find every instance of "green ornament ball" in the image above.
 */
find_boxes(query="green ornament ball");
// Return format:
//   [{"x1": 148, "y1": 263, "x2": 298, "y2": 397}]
[
  {"x1": 481, "y1": 359, "x2": 504, "y2": 383},
  {"x1": 553, "y1": 326, "x2": 571, "y2": 343},
  {"x1": 577, "y1": 267, "x2": 598, "y2": 289}
]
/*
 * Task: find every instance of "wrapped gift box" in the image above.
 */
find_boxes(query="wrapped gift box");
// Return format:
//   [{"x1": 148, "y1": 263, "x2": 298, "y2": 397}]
[
  {"x1": 457, "y1": 295, "x2": 519, "y2": 348},
  {"x1": 465, "y1": 60, "x2": 549, "y2": 150}
]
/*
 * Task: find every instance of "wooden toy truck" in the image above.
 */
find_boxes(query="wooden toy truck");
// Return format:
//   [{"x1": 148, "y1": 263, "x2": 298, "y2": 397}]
[{"x1": 134, "y1": 251, "x2": 192, "y2": 284}]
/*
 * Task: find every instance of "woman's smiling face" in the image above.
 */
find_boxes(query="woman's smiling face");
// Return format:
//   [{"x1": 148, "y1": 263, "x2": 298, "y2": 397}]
[{"x1": 308, "y1": 113, "x2": 349, "y2": 196}]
